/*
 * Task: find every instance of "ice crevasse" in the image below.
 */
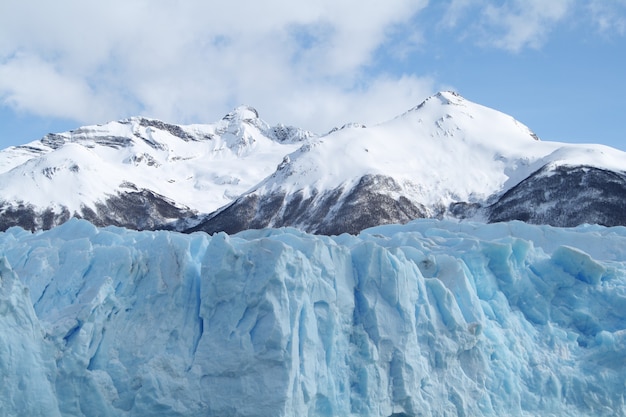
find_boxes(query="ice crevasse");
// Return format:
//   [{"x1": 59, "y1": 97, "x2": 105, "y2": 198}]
[{"x1": 1, "y1": 218, "x2": 626, "y2": 416}]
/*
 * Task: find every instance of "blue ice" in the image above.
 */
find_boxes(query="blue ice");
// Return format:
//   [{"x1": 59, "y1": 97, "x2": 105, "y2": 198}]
[{"x1": 0, "y1": 218, "x2": 625, "y2": 416}]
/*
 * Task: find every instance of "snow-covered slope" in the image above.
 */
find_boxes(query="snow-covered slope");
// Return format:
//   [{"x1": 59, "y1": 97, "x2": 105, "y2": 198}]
[
  {"x1": 0, "y1": 107, "x2": 312, "y2": 231},
  {"x1": 192, "y1": 92, "x2": 626, "y2": 234},
  {"x1": 2, "y1": 218, "x2": 626, "y2": 416},
  {"x1": 3, "y1": 92, "x2": 626, "y2": 234}
]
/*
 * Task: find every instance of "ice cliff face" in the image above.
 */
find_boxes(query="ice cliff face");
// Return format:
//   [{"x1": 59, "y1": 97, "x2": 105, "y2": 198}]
[{"x1": 1, "y1": 219, "x2": 626, "y2": 416}]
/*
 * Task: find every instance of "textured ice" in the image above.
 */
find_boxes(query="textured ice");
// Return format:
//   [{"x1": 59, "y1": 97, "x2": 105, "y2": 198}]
[{"x1": 1, "y1": 218, "x2": 626, "y2": 416}]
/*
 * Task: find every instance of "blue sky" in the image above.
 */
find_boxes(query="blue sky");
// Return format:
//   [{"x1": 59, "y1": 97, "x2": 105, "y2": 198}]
[{"x1": 0, "y1": 0, "x2": 625, "y2": 150}]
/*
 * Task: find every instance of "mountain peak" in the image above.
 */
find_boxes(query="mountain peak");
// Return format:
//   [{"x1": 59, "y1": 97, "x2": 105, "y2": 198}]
[
  {"x1": 219, "y1": 105, "x2": 269, "y2": 139},
  {"x1": 409, "y1": 91, "x2": 465, "y2": 112},
  {"x1": 435, "y1": 90, "x2": 464, "y2": 105},
  {"x1": 222, "y1": 105, "x2": 260, "y2": 123}
]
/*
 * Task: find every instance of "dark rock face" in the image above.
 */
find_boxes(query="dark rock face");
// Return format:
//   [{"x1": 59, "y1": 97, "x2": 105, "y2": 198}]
[
  {"x1": 0, "y1": 204, "x2": 71, "y2": 232},
  {"x1": 40, "y1": 133, "x2": 69, "y2": 150},
  {"x1": 189, "y1": 164, "x2": 626, "y2": 236},
  {"x1": 5, "y1": 161, "x2": 626, "y2": 235},
  {"x1": 136, "y1": 118, "x2": 198, "y2": 142},
  {"x1": 311, "y1": 175, "x2": 427, "y2": 235},
  {"x1": 449, "y1": 201, "x2": 482, "y2": 220},
  {"x1": 80, "y1": 189, "x2": 196, "y2": 230},
  {"x1": 0, "y1": 189, "x2": 196, "y2": 232},
  {"x1": 488, "y1": 165, "x2": 626, "y2": 227},
  {"x1": 189, "y1": 175, "x2": 427, "y2": 236},
  {"x1": 41, "y1": 133, "x2": 135, "y2": 150},
  {"x1": 187, "y1": 193, "x2": 271, "y2": 235}
]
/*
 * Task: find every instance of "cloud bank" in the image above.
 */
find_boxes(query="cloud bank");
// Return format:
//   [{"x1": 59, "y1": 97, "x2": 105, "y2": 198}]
[
  {"x1": 0, "y1": 0, "x2": 623, "y2": 133},
  {"x1": 0, "y1": 0, "x2": 433, "y2": 132}
]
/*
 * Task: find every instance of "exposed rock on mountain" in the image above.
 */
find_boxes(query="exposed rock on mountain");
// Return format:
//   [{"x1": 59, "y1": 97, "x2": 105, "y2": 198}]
[
  {"x1": 0, "y1": 108, "x2": 312, "y2": 231},
  {"x1": 488, "y1": 165, "x2": 626, "y2": 226},
  {"x1": 190, "y1": 174, "x2": 428, "y2": 235},
  {"x1": 2, "y1": 92, "x2": 626, "y2": 234},
  {"x1": 189, "y1": 92, "x2": 626, "y2": 235}
]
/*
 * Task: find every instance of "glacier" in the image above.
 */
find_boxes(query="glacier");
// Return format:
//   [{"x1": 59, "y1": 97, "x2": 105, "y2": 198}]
[{"x1": 1, "y1": 218, "x2": 626, "y2": 416}]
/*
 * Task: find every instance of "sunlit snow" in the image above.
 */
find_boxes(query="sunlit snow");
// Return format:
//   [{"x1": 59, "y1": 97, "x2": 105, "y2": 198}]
[
  {"x1": 2, "y1": 92, "x2": 626, "y2": 228},
  {"x1": 249, "y1": 91, "x2": 626, "y2": 214},
  {"x1": 0, "y1": 109, "x2": 311, "y2": 214}
]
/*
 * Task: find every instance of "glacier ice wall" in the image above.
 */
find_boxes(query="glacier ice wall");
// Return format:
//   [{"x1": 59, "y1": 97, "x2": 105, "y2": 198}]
[{"x1": 1, "y1": 219, "x2": 626, "y2": 416}]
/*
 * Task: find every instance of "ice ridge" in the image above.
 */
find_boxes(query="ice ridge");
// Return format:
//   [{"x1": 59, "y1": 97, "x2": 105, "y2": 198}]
[{"x1": 1, "y1": 219, "x2": 626, "y2": 416}]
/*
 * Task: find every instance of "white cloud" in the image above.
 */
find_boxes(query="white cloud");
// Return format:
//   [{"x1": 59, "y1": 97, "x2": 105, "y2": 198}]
[
  {"x1": 481, "y1": 0, "x2": 573, "y2": 52},
  {"x1": 436, "y1": 0, "x2": 575, "y2": 51},
  {"x1": 439, "y1": 0, "x2": 626, "y2": 52},
  {"x1": 7, "y1": 0, "x2": 623, "y2": 136},
  {"x1": 441, "y1": 0, "x2": 481, "y2": 29},
  {"x1": 0, "y1": 0, "x2": 432, "y2": 132},
  {"x1": 258, "y1": 74, "x2": 436, "y2": 132},
  {"x1": 588, "y1": 0, "x2": 626, "y2": 35},
  {"x1": 2, "y1": 0, "x2": 625, "y2": 137},
  {"x1": 0, "y1": 53, "x2": 120, "y2": 122}
]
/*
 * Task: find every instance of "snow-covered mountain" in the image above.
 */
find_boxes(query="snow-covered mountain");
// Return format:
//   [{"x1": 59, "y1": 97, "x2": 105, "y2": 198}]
[
  {"x1": 2, "y1": 218, "x2": 626, "y2": 416},
  {"x1": 0, "y1": 106, "x2": 312, "y2": 231},
  {"x1": 2, "y1": 91, "x2": 626, "y2": 234},
  {"x1": 192, "y1": 91, "x2": 626, "y2": 234}
]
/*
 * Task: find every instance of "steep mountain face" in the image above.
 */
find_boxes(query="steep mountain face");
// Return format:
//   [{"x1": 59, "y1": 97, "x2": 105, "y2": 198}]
[
  {"x1": 488, "y1": 164, "x2": 626, "y2": 226},
  {"x1": 0, "y1": 107, "x2": 312, "y2": 231},
  {"x1": 189, "y1": 174, "x2": 428, "y2": 235},
  {"x1": 2, "y1": 91, "x2": 626, "y2": 234}
]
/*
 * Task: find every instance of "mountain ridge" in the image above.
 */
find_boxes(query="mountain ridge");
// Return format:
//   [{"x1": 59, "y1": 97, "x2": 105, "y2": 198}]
[
  {"x1": 190, "y1": 91, "x2": 626, "y2": 234},
  {"x1": 2, "y1": 91, "x2": 626, "y2": 234},
  {"x1": 0, "y1": 107, "x2": 313, "y2": 231}
]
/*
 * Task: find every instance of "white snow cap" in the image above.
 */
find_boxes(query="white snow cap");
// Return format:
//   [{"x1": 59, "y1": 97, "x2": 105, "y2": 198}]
[
  {"x1": 253, "y1": 90, "x2": 626, "y2": 210},
  {"x1": 1, "y1": 91, "x2": 625, "y2": 219},
  {"x1": 0, "y1": 109, "x2": 312, "y2": 213}
]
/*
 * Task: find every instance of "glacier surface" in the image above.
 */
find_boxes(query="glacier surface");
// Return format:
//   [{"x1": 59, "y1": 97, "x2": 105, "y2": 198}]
[{"x1": 1, "y1": 218, "x2": 626, "y2": 416}]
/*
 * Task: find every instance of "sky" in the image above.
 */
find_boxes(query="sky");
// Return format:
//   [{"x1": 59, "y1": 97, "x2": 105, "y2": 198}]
[{"x1": 0, "y1": 0, "x2": 625, "y2": 151}]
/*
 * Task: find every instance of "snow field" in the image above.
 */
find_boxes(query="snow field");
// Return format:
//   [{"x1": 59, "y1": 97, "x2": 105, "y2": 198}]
[{"x1": 0, "y1": 111, "x2": 308, "y2": 214}]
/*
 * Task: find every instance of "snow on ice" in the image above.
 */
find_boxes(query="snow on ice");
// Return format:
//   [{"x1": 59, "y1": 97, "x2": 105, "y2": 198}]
[{"x1": 1, "y1": 218, "x2": 626, "y2": 416}]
